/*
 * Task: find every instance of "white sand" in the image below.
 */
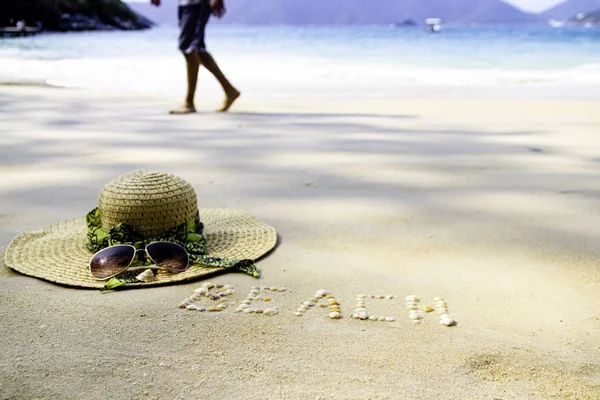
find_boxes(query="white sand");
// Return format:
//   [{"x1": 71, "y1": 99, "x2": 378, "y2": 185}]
[{"x1": 1, "y1": 86, "x2": 599, "y2": 399}]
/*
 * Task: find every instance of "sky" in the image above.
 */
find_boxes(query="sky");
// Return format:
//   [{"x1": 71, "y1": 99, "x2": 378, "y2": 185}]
[
  {"x1": 504, "y1": 0, "x2": 565, "y2": 12},
  {"x1": 124, "y1": 0, "x2": 566, "y2": 13}
]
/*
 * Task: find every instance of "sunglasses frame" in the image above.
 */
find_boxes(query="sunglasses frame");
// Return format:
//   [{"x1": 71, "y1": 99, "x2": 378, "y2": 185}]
[{"x1": 88, "y1": 241, "x2": 190, "y2": 281}]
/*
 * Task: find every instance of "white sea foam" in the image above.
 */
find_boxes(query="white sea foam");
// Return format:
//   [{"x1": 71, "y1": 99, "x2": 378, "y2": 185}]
[{"x1": 1, "y1": 26, "x2": 599, "y2": 98}]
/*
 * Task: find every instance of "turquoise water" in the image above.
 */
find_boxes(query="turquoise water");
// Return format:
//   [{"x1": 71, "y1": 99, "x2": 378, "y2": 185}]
[{"x1": 1, "y1": 25, "x2": 599, "y2": 97}]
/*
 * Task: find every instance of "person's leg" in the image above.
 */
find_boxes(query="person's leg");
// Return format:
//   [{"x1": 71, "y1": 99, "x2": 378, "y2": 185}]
[
  {"x1": 195, "y1": 0, "x2": 240, "y2": 112},
  {"x1": 170, "y1": 51, "x2": 201, "y2": 114},
  {"x1": 170, "y1": 4, "x2": 202, "y2": 114},
  {"x1": 197, "y1": 51, "x2": 240, "y2": 112}
]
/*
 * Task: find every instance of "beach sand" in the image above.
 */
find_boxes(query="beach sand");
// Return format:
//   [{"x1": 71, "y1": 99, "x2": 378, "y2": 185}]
[{"x1": 1, "y1": 86, "x2": 599, "y2": 399}]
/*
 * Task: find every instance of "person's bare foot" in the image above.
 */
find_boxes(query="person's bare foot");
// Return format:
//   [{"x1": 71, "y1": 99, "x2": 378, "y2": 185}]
[
  {"x1": 217, "y1": 89, "x2": 240, "y2": 112},
  {"x1": 169, "y1": 104, "x2": 196, "y2": 115}
]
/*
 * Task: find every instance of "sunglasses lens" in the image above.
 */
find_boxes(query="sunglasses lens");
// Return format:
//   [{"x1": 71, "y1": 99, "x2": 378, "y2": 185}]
[
  {"x1": 146, "y1": 242, "x2": 189, "y2": 273},
  {"x1": 90, "y1": 245, "x2": 135, "y2": 280}
]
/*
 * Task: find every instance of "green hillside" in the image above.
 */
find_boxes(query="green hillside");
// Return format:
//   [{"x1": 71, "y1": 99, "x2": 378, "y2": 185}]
[{"x1": 0, "y1": 0, "x2": 153, "y2": 31}]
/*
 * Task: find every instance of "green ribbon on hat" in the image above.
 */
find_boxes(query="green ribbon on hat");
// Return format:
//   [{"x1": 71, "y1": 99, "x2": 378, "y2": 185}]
[{"x1": 85, "y1": 207, "x2": 259, "y2": 290}]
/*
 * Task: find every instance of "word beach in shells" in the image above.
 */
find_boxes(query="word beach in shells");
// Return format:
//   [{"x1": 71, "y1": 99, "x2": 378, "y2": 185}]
[
  {"x1": 178, "y1": 283, "x2": 458, "y2": 327},
  {"x1": 295, "y1": 289, "x2": 342, "y2": 319}
]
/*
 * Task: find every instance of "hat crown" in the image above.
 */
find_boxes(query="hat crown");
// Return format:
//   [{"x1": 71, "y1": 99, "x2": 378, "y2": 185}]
[{"x1": 98, "y1": 170, "x2": 198, "y2": 238}]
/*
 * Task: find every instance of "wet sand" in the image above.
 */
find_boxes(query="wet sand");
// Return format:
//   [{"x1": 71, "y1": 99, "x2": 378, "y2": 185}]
[{"x1": 1, "y1": 86, "x2": 599, "y2": 399}]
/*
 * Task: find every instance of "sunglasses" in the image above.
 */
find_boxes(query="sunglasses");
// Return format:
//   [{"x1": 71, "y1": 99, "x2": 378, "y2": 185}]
[{"x1": 89, "y1": 241, "x2": 190, "y2": 280}]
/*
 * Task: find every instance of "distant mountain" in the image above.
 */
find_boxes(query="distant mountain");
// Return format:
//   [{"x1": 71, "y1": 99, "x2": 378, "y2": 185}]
[
  {"x1": 568, "y1": 8, "x2": 600, "y2": 25},
  {"x1": 223, "y1": 0, "x2": 542, "y2": 25},
  {"x1": 128, "y1": 0, "x2": 542, "y2": 26},
  {"x1": 1, "y1": 0, "x2": 152, "y2": 30},
  {"x1": 540, "y1": 0, "x2": 600, "y2": 20}
]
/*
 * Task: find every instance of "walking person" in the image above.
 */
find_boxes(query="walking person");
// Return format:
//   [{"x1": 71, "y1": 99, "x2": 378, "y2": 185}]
[{"x1": 151, "y1": 0, "x2": 240, "y2": 114}]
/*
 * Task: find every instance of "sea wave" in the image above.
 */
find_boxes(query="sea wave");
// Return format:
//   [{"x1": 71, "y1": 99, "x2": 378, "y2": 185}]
[
  {"x1": 1, "y1": 25, "x2": 599, "y2": 97},
  {"x1": 2, "y1": 55, "x2": 600, "y2": 97}
]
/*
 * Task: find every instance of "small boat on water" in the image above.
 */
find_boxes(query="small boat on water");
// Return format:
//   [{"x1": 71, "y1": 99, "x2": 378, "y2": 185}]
[
  {"x1": 0, "y1": 26, "x2": 42, "y2": 38},
  {"x1": 425, "y1": 18, "x2": 442, "y2": 33}
]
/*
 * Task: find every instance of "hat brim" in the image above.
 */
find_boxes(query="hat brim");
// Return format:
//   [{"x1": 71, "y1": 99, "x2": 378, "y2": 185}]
[{"x1": 4, "y1": 209, "x2": 277, "y2": 289}]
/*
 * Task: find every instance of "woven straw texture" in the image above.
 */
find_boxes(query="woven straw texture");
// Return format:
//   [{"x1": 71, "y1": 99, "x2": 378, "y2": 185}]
[
  {"x1": 4, "y1": 170, "x2": 277, "y2": 288},
  {"x1": 99, "y1": 170, "x2": 198, "y2": 238},
  {"x1": 5, "y1": 209, "x2": 277, "y2": 288}
]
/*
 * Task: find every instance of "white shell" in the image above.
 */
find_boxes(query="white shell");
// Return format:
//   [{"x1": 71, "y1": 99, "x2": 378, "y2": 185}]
[
  {"x1": 354, "y1": 308, "x2": 367, "y2": 313},
  {"x1": 439, "y1": 317, "x2": 457, "y2": 326},
  {"x1": 303, "y1": 301, "x2": 316, "y2": 307},
  {"x1": 203, "y1": 282, "x2": 215, "y2": 289},
  {"x1": 405, "y1": 295, "x2": 420, "y2": 303},
  {"x1": 385, "y1": 295, "x2": 394, "y2": 299},
  {"x1": 357, "y1": 294, "x2": 366, "y2": 299},
  {"x1": 385, "y1": 316, "x2": 396, "y2": 322},
  {"x1": 196, "y1": 306, "x2": 206, "y2": 312},
  {"x1": 136, "y1": 269, "x2": 155, "y2": 282},
  {"x1": 186, "y1": 304, "x2": 198, "y2": 310},
  {"x1": 357, "y1": 312, "x2": 368, "y2": 320},
  {"x1": 295, "y1": 312, "x2": 303, "y2": 316},
  {"x1": 328, "y1": 312, "x2": 342, "y2": 319},
  {"x1": 315, "y1": 290, "x2": 329, "y2": 297},
  {"x1": 369, "y1": 315, "x2": 379, "y2": 321},
  {"x1": 409, "y1": 313, "x2": 423, "y2": 320},
  {"x1": 243, "y1": 308, "x2": 255, "y2": 314},
  {"x1": 264, "y1": 308, "x2": 279, "y2": 316},
  {"x1": 412, "y1": 320, "x2": 422, "y2": 324},
  {"x1": 195, "y1": 287, "x2": 208, "y2": 295}
]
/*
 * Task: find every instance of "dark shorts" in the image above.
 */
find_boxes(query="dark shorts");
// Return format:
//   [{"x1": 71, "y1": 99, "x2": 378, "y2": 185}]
[{"x1": 178, "y1": 1, "x2": 211, "y2": 54}]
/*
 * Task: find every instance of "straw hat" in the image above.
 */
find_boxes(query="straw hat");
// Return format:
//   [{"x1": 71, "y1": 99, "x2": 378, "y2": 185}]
[{"x1": 4, "y1": 170, "x2": 277, "y2": 288}]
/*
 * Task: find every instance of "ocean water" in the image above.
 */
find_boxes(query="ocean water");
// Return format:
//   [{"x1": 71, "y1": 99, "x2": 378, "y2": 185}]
[{"x1": 1, "y1": 25, "x2": 599, "y2": 99}]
